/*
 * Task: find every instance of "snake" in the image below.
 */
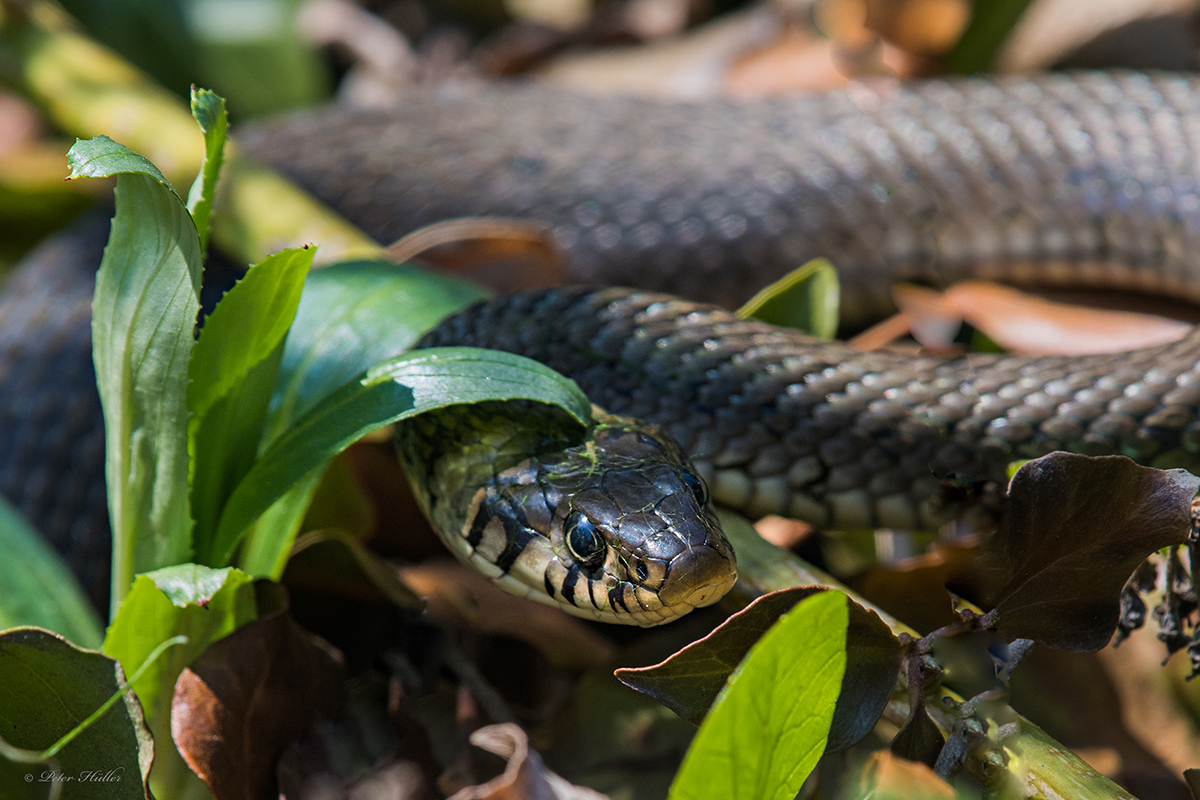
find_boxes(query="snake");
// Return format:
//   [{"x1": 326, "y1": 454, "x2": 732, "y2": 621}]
[{"x1": 9, "y1": 71, "x2": 1200, "y2": 623}]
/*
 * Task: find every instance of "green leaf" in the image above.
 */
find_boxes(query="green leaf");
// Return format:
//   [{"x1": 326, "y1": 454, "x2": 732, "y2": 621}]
[
  {"x1": 104, "y1": 566, "x2": 256, "y2": 732},
  {"x1": 0, "y1": 496, "x2": 104, "y2": 649},
  {"x1": 237, "y1": 260, "x2": 487, "y2": 576},
  {"x1": 66, "y1": 134, "x2": 173, "y2": 191},
  {"x1": 736, "y1": 258, "x2": 840, "y2": 339},
  {"x1": 0, "y1": 628, "x2": 153, "y2": 797},
  {"x1": 618, "y1": 587, "x2": 899, "y2": 753},
  {"x1": 185, "y1": 87, "x2": 227, "y2": 252},
  {"x1": 237, "y1": 470, "x2": 326, "y2": 579},
  {"x1": 266, "y1": 259, "x2": 491, "y2": 443},
  {"x1": 103, "y1": 565, "x2": 257, "y2": 798},
  {"x1": 668, "y1": 590, "x2": 848, "y2": 800},
  {"x1": 943, "y1": 0, "x2": 1036, "y2": 73},
  {"x1": 210, "y1": 347, "x2": 591, "y2": 566},
  {"x1": 78, "y1": 135, "x2": 204, "y2": 616},
  {"x1": 189, "y1": 246, "x2": 313, "y2": 557}
]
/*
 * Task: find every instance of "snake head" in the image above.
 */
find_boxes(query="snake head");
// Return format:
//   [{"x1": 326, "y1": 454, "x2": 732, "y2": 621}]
[{"x1": 481, "y1": 413, "x2": 738, "y2": 626}]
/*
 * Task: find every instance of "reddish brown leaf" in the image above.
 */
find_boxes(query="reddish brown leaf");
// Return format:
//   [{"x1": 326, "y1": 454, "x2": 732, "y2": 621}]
[
  {"x1": 614, "y1": 586, "x2": 902, "y2": 752},
  {"x1": 448, "y1": 723, "x2": 608, "y2": 800},
  {"x1": 171, "y1": 611, "x2": 346, "y2": 800},
  {"x1": 990, "y1": 453, "x2": 1199, "y2": 651}
]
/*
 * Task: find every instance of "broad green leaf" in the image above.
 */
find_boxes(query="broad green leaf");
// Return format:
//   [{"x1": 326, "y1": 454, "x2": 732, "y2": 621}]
[
  {"x1": 189, "y1": 246, "x2": 313, "y2": 556},
  {"x1": 0, "y1": 496, "x2": 103, "y2": 648},
  {"x1": 185, "y1": 87, "x2": 227, "y2": 252},
  {"x1": 266, "y1": 260, "x2": 490, "y2": 443},
  {"x1": 736, "y1": 258, "x2": 840, "y2": 339},
  {"x1": 0, "y1": 628, "x2": 153, "y2": 797},
  {"x1": 103, "y1": 565, "x2": 256, "y2": 799},
  {"x1": 668, "y1": 590, "x2": 848, "y2": 800},
  {"x1": 70, "y1": 136, "x2": 203, "y2": 615},
  {"x1": 617, "y1": 586, "x2": 900, "y2": 753},
  {"x1": 210, "y1": 347, "x2": 591, "y2": 566},
  {"x1": 238, "y1": 260, "x2": 486, "y2": 577},
  {"x1": 66, "y1": 135, "x2": 172, "y2": 190}
]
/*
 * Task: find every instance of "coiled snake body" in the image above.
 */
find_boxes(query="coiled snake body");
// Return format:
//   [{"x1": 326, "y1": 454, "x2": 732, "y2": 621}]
[{"x1": 10, "y1": 72, "x2": 1200, "y2": 620}]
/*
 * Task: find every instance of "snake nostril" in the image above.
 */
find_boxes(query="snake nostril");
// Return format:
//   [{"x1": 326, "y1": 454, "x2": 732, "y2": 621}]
[{"x1": 635, "y1": 558, "x2": 650, "y2": 582}]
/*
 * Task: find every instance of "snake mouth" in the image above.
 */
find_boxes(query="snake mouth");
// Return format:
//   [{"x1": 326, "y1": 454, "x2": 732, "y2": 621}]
[{"x1": 657, "y1": 543, "x2": 739, "y2": 613}]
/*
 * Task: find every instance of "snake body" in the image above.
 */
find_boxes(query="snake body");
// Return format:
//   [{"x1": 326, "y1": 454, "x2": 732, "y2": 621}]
[
  {"x1": 242, "y1": 71, "x2": 1200, "y2": 325},
  {"x1": 11, "y1": 72, "x2": 1200, "y2": 616}
]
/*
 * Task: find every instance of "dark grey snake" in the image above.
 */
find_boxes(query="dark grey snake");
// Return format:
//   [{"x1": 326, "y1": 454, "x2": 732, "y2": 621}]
[{"x1": 10, "y1": 71, "x2": 1200, "y2": 620}]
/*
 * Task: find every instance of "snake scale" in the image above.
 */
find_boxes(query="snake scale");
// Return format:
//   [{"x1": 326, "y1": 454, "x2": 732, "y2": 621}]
[{"x1": 10, "y1": 71, "x2": 1200, "y2": 617}]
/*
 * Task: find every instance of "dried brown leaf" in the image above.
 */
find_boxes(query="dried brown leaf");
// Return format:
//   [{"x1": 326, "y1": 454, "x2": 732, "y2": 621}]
[
  {"x1": 946, "y1": 281, "x2": 1189, "y2": 355},
  {"x1": 171, "y1": 611, "x2": 346, "y2": 800},
  {"x1": 990, "y1": 453, "x2": 1199, "y2": 651}
]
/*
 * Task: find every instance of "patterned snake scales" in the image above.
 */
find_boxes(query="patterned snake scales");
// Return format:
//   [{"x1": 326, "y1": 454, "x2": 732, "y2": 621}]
[{"x1": 12, "y1": 71, "x2": 1200, "y2": 622}]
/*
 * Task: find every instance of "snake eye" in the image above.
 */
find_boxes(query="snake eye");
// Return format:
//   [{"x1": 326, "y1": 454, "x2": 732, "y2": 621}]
[
  {"x1": 680, "y1": 470, "x2": 708, "y2": 505},
  {"x1": 565, "y1": 512, "x2": 604, "y2": 564}
]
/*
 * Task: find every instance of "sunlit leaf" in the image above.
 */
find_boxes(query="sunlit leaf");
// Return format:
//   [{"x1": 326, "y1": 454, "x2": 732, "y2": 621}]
[
  {"x1": 189, "y1": 246, "x2": 313, "y2": 558},
  {"x1": 69, "y1": 135, "x2": 202, "y2": 614},
  {"x1": 103, "y1": 565, "x2": 257, "y2": 797},
  {"x1": 736, "y1": 258, "x2": 839, "y2": 339},
  {"x1": 211, "y1": 347, "x2": 591, "y2": 566},
  {"x1": 184, "y1": 87, "x2": 227, "y2": 252},
  {"x1": 668, "y1": 591, "x2": 848, "y2": 800},
  {"x1": 617, "y1": 586, "x2": 899, "y2": 753},
  {"x1": 237, "y1": 260, "x2": 489, "y2": 576}
]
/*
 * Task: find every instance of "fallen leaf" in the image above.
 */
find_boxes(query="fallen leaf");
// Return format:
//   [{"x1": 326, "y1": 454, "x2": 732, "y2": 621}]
[
  {"x1": 945, "y1": 281, "x2": 1190, "y2": 355},
  {"x1": 989, "y1": 453, "x2": 1199, "y2": 651},
  {"x1": 172, "y1": 610, "x2": 346, "y2": 800}
]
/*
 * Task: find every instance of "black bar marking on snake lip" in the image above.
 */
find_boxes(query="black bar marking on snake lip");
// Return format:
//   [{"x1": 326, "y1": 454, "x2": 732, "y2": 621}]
[
  {"x1": 543, "y1": 570, "x2": 556, "y2": 598},
  {"x1": 608, "y1": 585, "x2": 630, "y2": 614},
  {"x1": 561, "y1": 565, "x2": 581, "y2": 607},
  {"x1": 466, "y1": 504, "x2": 491, "y2": 548},
  {"x1": 495, "y1": 517, "x2": 537, "y2": 574}
]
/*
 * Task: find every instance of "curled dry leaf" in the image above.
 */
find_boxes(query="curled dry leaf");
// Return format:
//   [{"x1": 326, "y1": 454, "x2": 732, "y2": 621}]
[
  {"x1": 614, "y1": 586, "x2": 902, "y2": 753},
  {"x1": 171, "y1": 610, "x2": 346, "y2": 800},
  {"x1": 448, "y1": 723, "x2": 609, "y2": 800},
  {"x1": 989, "y1": 452, "x2": 1199, "y2": 651}
]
